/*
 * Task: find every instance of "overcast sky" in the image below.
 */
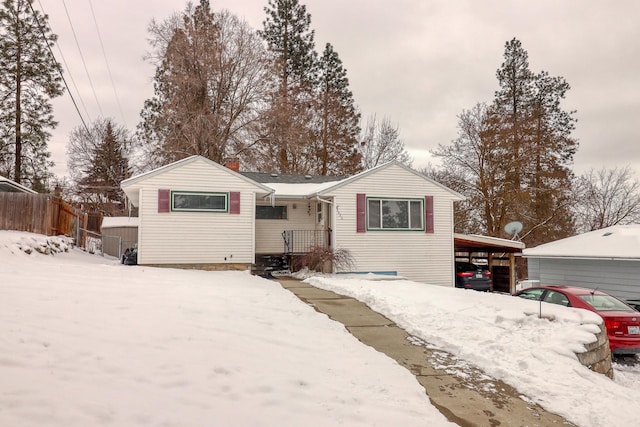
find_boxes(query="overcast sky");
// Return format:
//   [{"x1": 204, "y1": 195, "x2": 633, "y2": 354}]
[{"x1": 41, "y1": 0, "x2": 640, "y2": 178}]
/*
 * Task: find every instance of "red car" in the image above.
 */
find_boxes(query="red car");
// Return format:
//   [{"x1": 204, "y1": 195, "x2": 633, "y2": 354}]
[{"x1": 516, "y1": 285, "x2": 640, "y2": 355}]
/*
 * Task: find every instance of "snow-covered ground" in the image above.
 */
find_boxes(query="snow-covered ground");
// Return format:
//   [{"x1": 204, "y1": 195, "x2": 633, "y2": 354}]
[{"x1": 1, "y1": 231, "x2": 639, "y2": 426}]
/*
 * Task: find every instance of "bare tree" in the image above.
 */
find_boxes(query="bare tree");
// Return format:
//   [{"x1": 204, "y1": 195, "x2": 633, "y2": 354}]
[
  {"x1": 138, "y1": 2, "x2": 271, "y2": 169},
  {"x1": 359, "y1": 114, "x2": 412, "y2": 169},
  {"x1": 573, "y1": 166, "x2": 640, "y2": 233},
  {"x1": 431, "y1": 103, "x2": 517, "y2": 235}
]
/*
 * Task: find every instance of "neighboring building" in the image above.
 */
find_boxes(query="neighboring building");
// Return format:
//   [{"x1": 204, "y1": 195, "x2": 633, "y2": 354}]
[
  {"x1": 101, "y1": 216, "x2": 139, "y2": 259},
  {"x1": 523, "y1": 224, "x2": 640, "y2": 301},
  {"x1": 0, "y1": 175, "x2": 37, "y2": 193},
  {"x1": 121, "y1": 155, "x2": 464, "y2": 285}
]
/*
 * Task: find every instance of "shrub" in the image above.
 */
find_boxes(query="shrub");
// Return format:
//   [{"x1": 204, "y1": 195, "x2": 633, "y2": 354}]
[{"x1": 294, "y1": 246, "x2": 354, "y2": 273}]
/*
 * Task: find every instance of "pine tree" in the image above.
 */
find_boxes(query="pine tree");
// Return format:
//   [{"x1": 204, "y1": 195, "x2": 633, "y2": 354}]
[
  {"x1": 433, "y1": 38, "x2": 577, "y2": 245},
  {"x1": 489, "y1": 38, "x2": 535, "y2": 200},
  {"x1": 67, "y1": 118, "x2": 131, "y2": 215},
  {"x1": 0, "y1": 0, "x2": 63, "y2": 187},
  {"x1": 258, "y1": 0, "x2": 318, "y2": 173},
  {"x1": 525, "y1": 71, "x2": 577, "y2": 244},
  {"x1": 487, "y1": 38, "x2": 577, "y2": 244},
  {"x1": 314, "y1": 43, "x2": 361, "y2": 175}
]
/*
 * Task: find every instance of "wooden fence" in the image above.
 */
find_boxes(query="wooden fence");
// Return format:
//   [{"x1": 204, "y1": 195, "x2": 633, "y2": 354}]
[{"x1": 0, "y1": 193, "x2": 80, "y2": 237}]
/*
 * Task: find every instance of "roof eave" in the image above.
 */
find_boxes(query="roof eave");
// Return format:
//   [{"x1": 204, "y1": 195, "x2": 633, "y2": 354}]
[
  {"x1": 316, "y1": 161, "x2": 465, "y2": 200},
  {"x1": 522, "y1": 254, "x2": 640, "y2": 261}
]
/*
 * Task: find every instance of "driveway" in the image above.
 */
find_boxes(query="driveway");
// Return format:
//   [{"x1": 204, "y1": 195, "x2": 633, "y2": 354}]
[{"x1": 277, "y1": 278, "x2": 573, "y2": 427}]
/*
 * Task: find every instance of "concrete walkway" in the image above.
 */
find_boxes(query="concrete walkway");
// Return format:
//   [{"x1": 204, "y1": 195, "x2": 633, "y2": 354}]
[{"x1": 276, "y1": 278, "x2": 573, "y2": 427}]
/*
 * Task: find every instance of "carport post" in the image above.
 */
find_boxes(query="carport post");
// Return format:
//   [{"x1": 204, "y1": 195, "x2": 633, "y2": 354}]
[{"x1": 509, "y1": 253, "x2": 516, "y2": 294}]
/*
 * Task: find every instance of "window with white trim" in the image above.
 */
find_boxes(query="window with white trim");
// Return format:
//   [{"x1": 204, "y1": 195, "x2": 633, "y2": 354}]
[
  {"x1": 171, "y1": 191, "x2": 228, "y2": 212},
  {"x1": 367, "y1": 198, "x2": 424, "y2": 230}
]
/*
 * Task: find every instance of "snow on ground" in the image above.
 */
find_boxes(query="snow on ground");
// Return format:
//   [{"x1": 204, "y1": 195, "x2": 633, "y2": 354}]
[
  {"x1": 304, "y1": 274, "x2": 640, "y2": 427},
  {"x1": 0, "y1": 231, "x2": 454, "y2": 427},
  {"x1": 2, "y1": 231, "x2": 640, "y2": 427}
]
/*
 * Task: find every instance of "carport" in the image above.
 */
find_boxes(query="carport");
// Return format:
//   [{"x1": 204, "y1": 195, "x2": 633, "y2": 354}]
[{"x1": 454, "y1": 234, "x2": 525, "y2": 294}]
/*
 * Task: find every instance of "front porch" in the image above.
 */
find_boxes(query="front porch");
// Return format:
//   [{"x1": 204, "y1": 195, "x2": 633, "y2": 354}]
[{"x1": 252, "y1": 228, "x2": 332, "y2": 277}]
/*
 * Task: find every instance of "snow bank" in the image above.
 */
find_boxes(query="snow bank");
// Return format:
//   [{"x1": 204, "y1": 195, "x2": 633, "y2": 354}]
[{"x1": 305, "y1": 275, "x2": 640, "y2": 427}]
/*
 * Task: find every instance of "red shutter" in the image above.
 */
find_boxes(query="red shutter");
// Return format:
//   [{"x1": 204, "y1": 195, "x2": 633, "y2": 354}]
[
  {"x1": 425, "y1": 195, "x2": 434, "y2": 233},
  {"x1": 158, "y1": 189, "x2": 170, "y2": 213},
  {"x1": 229, "y1": 192, "x2": 240, "y2": 214},
  {"x1": 356, "y1": 193, "x2": 366, "y2": 233}
]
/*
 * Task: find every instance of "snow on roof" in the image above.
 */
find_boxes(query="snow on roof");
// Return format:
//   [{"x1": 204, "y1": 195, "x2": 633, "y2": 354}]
[
  {"x1": 101, "y1": 216, "x2": 139, "y2": 228},
  {"x1": 523, "y1": 224, "x2": 640, "y2": 260},
  {"x1": 263, "y1": 179, "x2": 345, "y2": 198},
  {"x1": 0, "y1": 175, "x2": 37, "y2": 194}
]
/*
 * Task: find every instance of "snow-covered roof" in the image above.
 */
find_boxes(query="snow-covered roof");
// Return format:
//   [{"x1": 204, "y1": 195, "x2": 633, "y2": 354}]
[
  {"x1": 264, "y1": 161, "x2": 465, "y2": 200},
  {"x1": 523, "y1": 224, "x2": 640, "y2": 260},
  {"x1": 101, "y1": 216, "x2": 139, "y2": 229},
  {"x1": 0, "y1": 175, "x2": 37, "y2": 194},
  {"x1": 262, "y1": 180, "x2": 345, "y2": 198}
]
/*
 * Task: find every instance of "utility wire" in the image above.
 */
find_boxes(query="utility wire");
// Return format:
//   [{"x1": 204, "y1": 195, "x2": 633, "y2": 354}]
[
  {"x1": 88, "y1": 0, "x2": 128, "y2": 128},
  {"x1": 53, "y1": 36, "x2": 93, "y2": 124},
  {"x1": 61, "y1": 0, "x2": 104, "y2": 118},
  {"x1": 31, "y1": 0, "x2": 90, "y2": 134}
]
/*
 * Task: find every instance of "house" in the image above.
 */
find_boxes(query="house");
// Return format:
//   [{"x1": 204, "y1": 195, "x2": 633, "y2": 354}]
[
  {"x1": 0, "y1": 175, "x2": 37, "y2": 193},
  {"x1": 523, "y1": 224, "x2": 640, "y2": 301},
  {"x1": 121, "y1": 155, "x2": 464, "y2": 285}
]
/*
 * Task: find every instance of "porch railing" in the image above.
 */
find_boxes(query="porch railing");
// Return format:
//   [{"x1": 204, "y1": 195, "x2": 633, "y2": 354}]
[{"x1": 282, "y1": 229, "x2": 332, "y2": 254}]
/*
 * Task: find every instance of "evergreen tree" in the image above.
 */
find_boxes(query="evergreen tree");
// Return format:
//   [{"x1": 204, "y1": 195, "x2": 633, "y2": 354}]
[
  {"x1": 314, "y1": 43, "x2": 361, "y2": 175},
  {"x1": 487, "y1": 38, "x2": 535, "y2": 208},
  {"x1": 486, "y1": 38, "x2": 577, "y2": 244},
  {"x1": 525, "y1": 71, "x2": 577, "y2": 244},
  {"x1": 67, "y1": 118, "x2": 131, "y2": 215},
  {"x1": 434, "y1": 38, "x2": 577, "y2": 245},
  {"x1": 0, "y1": 0, "x2": 63, "y2": 187},
  {"x1": 258, "y1": 0, "x2": 318, "y2": 173}
]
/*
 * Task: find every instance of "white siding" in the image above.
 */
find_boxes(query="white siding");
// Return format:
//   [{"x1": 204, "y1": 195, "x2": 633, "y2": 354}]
[
  {"x1": 329, "y1": 164, "x2": 457, "y2": 286},
  {"x1": 528, "y1": 257, "x2": 640, "y2": 301},
  {"x1": 255, "y1": 200, "x2": 319, "y2": 253},
  {"x1": 135, "y1": 158, "x2": 262, "y2": 265}
]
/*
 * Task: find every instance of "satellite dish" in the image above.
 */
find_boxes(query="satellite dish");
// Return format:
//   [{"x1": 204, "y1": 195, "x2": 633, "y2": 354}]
[{"x1": 504, "y1": 221, "x2": 523, "y2": 240}]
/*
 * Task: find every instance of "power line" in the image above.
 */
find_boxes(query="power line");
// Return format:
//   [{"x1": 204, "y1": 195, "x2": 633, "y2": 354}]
[
  {"x1": 88, "y1": 0, "x2": 128, "y2": 128},
  {"x1": 53, "y1": 37, "x2": 93, "y2": 124},
  {"x1": 31, "y1": 0, "x2": 90, "y2": 134},
  {"x1": 61, "y1": 0, "x2": 104, "y2": 118}
]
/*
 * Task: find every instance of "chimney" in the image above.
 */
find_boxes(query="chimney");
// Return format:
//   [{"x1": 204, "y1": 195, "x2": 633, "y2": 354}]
[{"x1": 224, "y1": 157, "x2": 240, "y2": 172}]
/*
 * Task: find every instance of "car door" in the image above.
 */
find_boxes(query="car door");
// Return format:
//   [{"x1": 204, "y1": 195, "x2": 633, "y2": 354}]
[{"x1": 542, "y1": 290, "x2": 571, "y2": 307}]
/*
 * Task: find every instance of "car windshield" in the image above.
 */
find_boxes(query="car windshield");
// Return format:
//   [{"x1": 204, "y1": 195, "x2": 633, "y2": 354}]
[{"x1": 577, "y1": 294, "x2": 634, "y2": 312}]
